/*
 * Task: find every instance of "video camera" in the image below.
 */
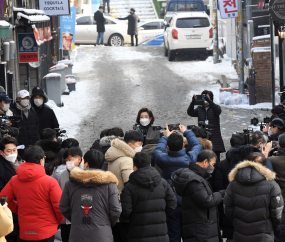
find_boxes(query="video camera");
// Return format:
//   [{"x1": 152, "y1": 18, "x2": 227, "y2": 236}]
[
  {"x1": 234, "y1": 128, "x2": 254, "y2": 145},
  {"x1": 187, "y1": 121, "x2": 213, "y2": 140},
  {"x1": 250, "y1": 116, "x2": 272, "y2": 131},
  {"x1": 0, "y1": 115, "x2": 21, "y2": 139},
  {"x1": 54, "y1": 128, "x2": 67, "y2": 142}
]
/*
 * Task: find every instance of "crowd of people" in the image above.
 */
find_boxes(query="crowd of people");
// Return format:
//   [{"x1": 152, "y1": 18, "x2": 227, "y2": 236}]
[{"x1": 1, "y1": 89, "x2": 285, "y2": 242}]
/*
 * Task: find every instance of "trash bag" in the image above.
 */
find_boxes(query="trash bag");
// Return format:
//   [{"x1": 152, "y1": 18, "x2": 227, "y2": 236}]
[{"x1": 219, "y1": 91, "x2": 232, "y2": 104}]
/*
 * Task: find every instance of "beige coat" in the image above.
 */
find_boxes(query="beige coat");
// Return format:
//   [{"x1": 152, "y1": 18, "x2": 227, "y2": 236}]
[
  {"x1": 105, "y1": 138, "x2": 136, "y2": 194},
  {"x1": 0, "y1": 204, "x2": 13, "y2": 242}
]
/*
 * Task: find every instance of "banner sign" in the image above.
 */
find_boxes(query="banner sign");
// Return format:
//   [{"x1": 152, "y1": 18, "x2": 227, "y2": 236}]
[
  {"x1": 219, "y1": 0, "x2": 238, "y2": 19},
  {"x1": 60, "y1": 7, "x2": 76, "y2": 50},
  {"x1": 38, "y1": 0, "x2": 70, "y2": 16},
  {"x1": 33, "y1": 25, "x2": 52, "y2": 46},
  {"x1": 18, "y1": 33, "x2": 39, "y2": 63},
  {"x1": 269, "y1": 0, "x2": 285, "y2": 24}
]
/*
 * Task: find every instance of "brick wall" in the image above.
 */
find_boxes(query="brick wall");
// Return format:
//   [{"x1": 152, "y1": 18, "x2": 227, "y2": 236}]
[{"x1": 252, "y1": 37, "x2": 272, "y2": 103}]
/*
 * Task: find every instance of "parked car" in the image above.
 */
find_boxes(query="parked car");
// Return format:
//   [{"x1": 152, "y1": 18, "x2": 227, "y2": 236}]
[
  {"x1": 164, "y1": 12, "x2": 213, "y2": 61},
  {"x1": 161, "y1": 0, "x2": 208, "y2": 24},
  {"x1": 138, "y1": 19, "x2": 165, "y2": 46},
  {"x1": 75, "y1": 15, "x2": 130, "y2": 46}
]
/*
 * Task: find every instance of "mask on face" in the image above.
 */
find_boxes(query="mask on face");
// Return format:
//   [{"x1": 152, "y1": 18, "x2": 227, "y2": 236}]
[
  {"x1": 135, "y1": 145, "x2": 143, "y2": 153},
  {"x1": 4, "y1": 153, "x2": 17, "y2": 163},
  {"x1": 140, "y1": 118, "x2": 150, "y2": 127},
  {"x1": 2, "y1": 103, "x2": 10, "y2": 112},
  {"x1": 66, "y1": 161, "x2": 75, "y2": 171},
  {"x1": 268, "y1": 128, "x2": 273, "y2": 136},
  {"x1": 20, "y1": 99, "x2": 30, "y2": 107},
  {"x1": 206, "y1": 164, "x2": 215, "y2": 174},
  {"x1": 34, "y1": 99, "x2": 43, "y2": 107}
]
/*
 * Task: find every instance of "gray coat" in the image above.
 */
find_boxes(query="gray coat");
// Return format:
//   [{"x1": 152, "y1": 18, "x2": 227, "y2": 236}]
[
  {"x1": 59, "y1": 167, "x2": 121, "y2": 242},
  {"x1": 118, "y1": 13, "x2": 140, "y2": 35}
]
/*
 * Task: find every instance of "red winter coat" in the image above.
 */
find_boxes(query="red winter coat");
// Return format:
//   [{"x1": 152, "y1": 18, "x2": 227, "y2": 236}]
[{"x1": 0, "y1": 162, "x2": 64, "y2": 241}]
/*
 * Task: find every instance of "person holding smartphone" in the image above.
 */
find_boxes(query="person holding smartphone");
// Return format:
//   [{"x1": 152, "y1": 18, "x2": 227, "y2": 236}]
[{"x1": 187, "y1": 90, "x2": 225, "y2": 162}]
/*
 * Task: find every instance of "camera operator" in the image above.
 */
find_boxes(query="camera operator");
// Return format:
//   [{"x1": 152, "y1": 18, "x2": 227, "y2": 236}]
[
  {"x1": 187, "y1": 126, "x2": 213, "y2": 150},
  {"x1": 153, "y1": 124, "x2": 203, "y2": 242},
  {"x1": 36, "y1": 128, "x2": 62, "y2": 175},
  {"x1": 31, "y1": 87, "x2": 59, "y2": 133},
  {"x1": 187, "y1": 90, "x2": 225, "y2": 162},
  {"x1": 135, "y1": 107, "x2": 161, "y2": 145},
  {"x1": 271, "y1": 106, "x2": 283, "y2": 119},
  {"x1": 10, "y1": 90, "x2": 40, "y2": 158},
  {"x1": 0, "y1": 94, "x2": 13, "y2": 117},
  {"x1": 262, "y1": 118, "x2": 285, "y2": 141}
]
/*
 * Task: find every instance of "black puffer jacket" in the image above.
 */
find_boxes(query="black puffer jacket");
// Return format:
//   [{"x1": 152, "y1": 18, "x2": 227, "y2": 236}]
[
  {"x1": 224, "y1": 161, "x2": 284, "y2": 242},
  {"x1": 10, "y1": 102, "x2": 40, "y2": 153},
  {"x1": 120, "y1": 166, "x2": 177, "y2": 242},
  {"x1": 171, "y1": 162, "x2": 223, "y2": 242},
  {"x1": 32, "y1": 104, "x2": 59, "y2": 132},
  {"x1": 187, "y1": 101, "x2": 225, "y2": 153},
  {"x1": 35, "y1": 140, "x2": 62, "y2": 175}
]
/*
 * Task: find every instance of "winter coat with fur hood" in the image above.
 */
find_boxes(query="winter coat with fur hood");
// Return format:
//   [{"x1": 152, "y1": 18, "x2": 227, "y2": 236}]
[
  {"x1": 59, "y1": 167, "x2": 121, "y2": 242},
  {"x1": 0, "y1": 204, "x2": 13, "y2": 242},
  {"x1": 171, "y1": 162, "x2": 223, "y2": 242},
  {"x1": 224, "y1": 161, "x2": 284, "y2": 242},
  {"x1": 121, "y1": 166, "x2": 177, "y2": 242},
  {"x1": 105, "y1": 138, "x2": 135, "y2": 194}
]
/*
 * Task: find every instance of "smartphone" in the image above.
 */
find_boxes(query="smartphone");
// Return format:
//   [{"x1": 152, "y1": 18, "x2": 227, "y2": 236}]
[
  {"x1": 194, "y1": 95, "x2": 204, "y2": 106},
  {"x1": 168, "y1": 123, "x2": 180, "y2": 131},
  {"x1": 0, "y1": 197, "x2": 7, "y2": 206},
  {"x1": 272, "y1": 141, "x2": 279, "y2": 149}
]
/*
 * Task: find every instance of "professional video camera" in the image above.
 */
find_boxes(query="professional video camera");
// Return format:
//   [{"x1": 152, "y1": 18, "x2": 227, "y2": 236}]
[
  {"x1": 233, "y1": 128, "x2": 254, "y2": 145},
  {"x1": 0, "y1": 115, "x2": 21, "y2": 139},
  {"x1": 250, "y1": 116, "x2": 272, "y2": 131},
  {"x1": 54, "y1": 128, "x2": 67, "y2": 142},
  {"x1": 187, "y1": 121, "x2": 214, "y2": 140}
]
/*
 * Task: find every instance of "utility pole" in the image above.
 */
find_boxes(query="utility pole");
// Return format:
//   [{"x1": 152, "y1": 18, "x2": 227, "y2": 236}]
[
  {"x1": 212, "y1": 0, "x2": 219, "y2": 64},
  {"x1": 238, "y1": 0, "x2": 245, "y2": 94},
  {"x1": 270, "y1": 18, "x2": 275, "y2": 108}
]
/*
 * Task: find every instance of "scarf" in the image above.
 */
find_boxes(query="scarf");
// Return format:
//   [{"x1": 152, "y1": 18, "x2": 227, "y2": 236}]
[{"x1": 16, "y1": 102, "x2": 31, "y2": 119}]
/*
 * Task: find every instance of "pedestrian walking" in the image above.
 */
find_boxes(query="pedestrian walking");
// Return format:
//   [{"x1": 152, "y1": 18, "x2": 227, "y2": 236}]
[
  {"x1": 31, "y1": 87, "x2": 59, "y2": 132},
  {"x1": 0, "y1": 146, "x2": 64, "y2": 242},
  {"x1": 60, "y1": 149, "x2": 121, "y2": 242},
  {"x1": 10, "y1": 90, "x2": 40, "y2": 158},
  {"x1": 153, "y1": 124, "x2": 203, "y2": 242},
  {"x1": 171, "y1": 149, "x2": 224, "y2": 242},
  {"x1": 224, "y1": 152, "x2": 284, "y2": 242},
  {"x1": 94, "y1": 6, "x2": 105, "y2": 46},
  {"x1": 0, "y1": 203, "x2": 13, "y2": 242},
  {"x1": 118, "y1": 8, "x2": 140, "y2": 46},
  {"x1": 187, "y1": 90, "x2": 225, "y2": 162},
  {"x1": 120, "y1": 152, "x2": 177, "y2": 242}
]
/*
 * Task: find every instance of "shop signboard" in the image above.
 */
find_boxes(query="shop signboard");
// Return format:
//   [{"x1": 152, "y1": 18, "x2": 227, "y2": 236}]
[
  {"x1": 219, "y1": 0, "x2": 238, "y2": 19},
  {"x1": 18, "y1": 33, "x2": 39, "y2": 63},
  {"x1": 38, "y1": 0, "x2": 70, "y2": 16},
  {"x1": 269, "y1": 0, "x2": 285, "y2": 24}
]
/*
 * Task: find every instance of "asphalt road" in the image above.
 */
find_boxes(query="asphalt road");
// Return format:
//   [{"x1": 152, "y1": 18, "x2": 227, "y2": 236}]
[{"x1": 72, "y1": 46, "x2": 271, "y2": 159}]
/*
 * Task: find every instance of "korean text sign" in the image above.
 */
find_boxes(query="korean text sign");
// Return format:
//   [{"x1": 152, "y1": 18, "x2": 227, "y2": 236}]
[
  {"x1": 219, "y1": 0, "x2": 238, "y2": 19},
  {"x1": 18, "y1": 33, "x2": 39, "y2": 63},
  {"x1": 59, "y1": 7, "x2": 76, "y2": 50}
]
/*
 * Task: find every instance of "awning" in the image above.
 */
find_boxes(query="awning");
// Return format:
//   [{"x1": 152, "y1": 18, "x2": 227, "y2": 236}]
[
  {"x1": 17, "y1": 12, "x2": 50, "y2": 23},
  {"x1": 0, "y1": 21, "x2": 10, "y2": 38}
]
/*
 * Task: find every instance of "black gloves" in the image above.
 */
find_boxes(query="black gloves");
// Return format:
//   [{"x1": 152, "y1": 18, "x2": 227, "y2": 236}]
[{"x1": 204, "y1": 95, "x2": 212, "y2": 104}]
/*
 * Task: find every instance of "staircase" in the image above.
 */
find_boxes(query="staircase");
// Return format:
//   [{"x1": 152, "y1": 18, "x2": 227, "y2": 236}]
[{"x1": 108, "y1": 0, "x2": 158, "y2": 20}]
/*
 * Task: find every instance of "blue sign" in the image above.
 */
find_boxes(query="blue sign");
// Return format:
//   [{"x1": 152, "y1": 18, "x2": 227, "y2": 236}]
[
  {"x1": 92, "y1": 0, "x2": 100, "y2": 15},
  {"x1": 18, "y1": 33, "x2": 38, "y2": 53},
  {"x1": 60, "y1": 7, "x2": 76, "y2": 50}
]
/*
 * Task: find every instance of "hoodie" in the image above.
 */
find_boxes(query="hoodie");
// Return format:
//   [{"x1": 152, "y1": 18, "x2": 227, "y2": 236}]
[
  {"x1": 120, "y1": 166, "x2": 176, "y2": 242},
  {"x1": 0, "y1": 162, "x2": 64, "y2": 241}
]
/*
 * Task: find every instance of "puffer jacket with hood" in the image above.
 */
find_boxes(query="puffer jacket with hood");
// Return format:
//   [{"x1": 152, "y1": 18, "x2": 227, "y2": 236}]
[
  {"x1": 35, "y1": 140, "x2": 62, "y2": 175},
  {"x1": 214, "y1": 145, "x2": 273, "y2": 239},
  {"x1": 0, "y1": 162, "x2": 64, "y2": 241},
  {"x1": 60, "y1": 167, "x2": 122, "y2": 242},
  {"x1": 224, "y1": 161, "x2": 284, "y2": 242},
  {"x1": 10, "y1": 102, "x2": 40, "y2": 153},
  {"x1": 121, "y1": 166, "x2": 177, "y2": 242},
  {"x1": 171, "y1": 162, "x2": 223, "y2": 242},
  {"x1": 0, "y1": 204, "x2": 13, "y2": 242},
  {"x1": 105, "y1": 138, "x2": 136, "y2": 194}
]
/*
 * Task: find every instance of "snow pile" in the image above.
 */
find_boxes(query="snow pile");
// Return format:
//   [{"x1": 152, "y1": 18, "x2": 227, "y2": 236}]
[{"x1": 223, "y1": 93, "x2": 249, "y2": 105}]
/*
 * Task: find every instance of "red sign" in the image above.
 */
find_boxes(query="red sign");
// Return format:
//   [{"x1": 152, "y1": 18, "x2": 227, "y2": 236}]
[
  {"x1": 19, "y1": 53, "x2": 39, "y2": 63},
  {"x1": 219, "y1": 0, "x2": 238, "y2": 19},
  {"x1": 257, "y1": 0, "x2": 265, "y2": 9}
]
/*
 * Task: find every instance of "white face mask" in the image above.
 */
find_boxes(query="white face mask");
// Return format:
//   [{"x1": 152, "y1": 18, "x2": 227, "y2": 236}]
[
  {"x1": 2, "y1": 103, "x2": 10, "y2": 112},
  {"x1": 66, "y1": 161, "x2": 75, "y2": 171},
  {"x1": 268, "y1": 128, "x2": 273, "y2": 136},
  {"x1": 134, "y1": 145, "x2": 143, "y2": 153},
  {"x1": 4, "y1": 153, "x2": 17, "y2": 163},
  {"x1": 140, "y1": 118, "x2": 150, "y2": 127},
  {"x1": 34, "y1": 99, "x2": 43, "y2": 107},
  {"x1": 20, "y1": 99, "x2": 30, "y2": 107}
]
